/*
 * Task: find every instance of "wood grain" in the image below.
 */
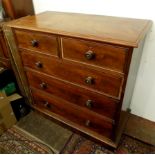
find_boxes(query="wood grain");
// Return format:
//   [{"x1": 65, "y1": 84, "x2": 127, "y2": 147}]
[
  {"x1": 26, "y1": 69, "x2": 119, "y2": 119},
  {"x1": 31, "y1": 88, "x2": 114, "y2": 139},
  {"x1": 62, "y1": 37, "x2": 129, "y2": 73},
  {"x1": 14, "y1": 29, "x2": 59, "y2": 56},
  {"x1": 21, "y1": 50, "x2": 124, "y2": 99},
  {"x1": 7, "y1": 11, "x2": 152, "y2": 47}
]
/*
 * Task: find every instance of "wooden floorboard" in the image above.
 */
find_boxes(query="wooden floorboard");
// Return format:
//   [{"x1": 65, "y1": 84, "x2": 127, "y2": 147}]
[{"x1": 124, "y1": 113, "x2": 155, "y2": 146}]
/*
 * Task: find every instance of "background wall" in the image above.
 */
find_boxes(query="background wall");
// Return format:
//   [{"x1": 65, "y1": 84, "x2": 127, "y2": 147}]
[{"x1": 33, "y1": 0, "x2": 155, "y2": 121}]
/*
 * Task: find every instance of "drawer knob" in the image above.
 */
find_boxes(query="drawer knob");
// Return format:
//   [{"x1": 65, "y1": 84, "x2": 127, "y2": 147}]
[
  {"x1": 85, "y1": 50, "x2": 95, "y2": 60},
  {"x1": 35, "y1": 61, "x2": 43, "y2": 68},
  {"x1": 44, "y1": 101, "x2": 51, "y2": 109},
  {"x1": 86, "y1": 100, "x2": 93, "y2": 108},
  {"x1": 40, "y1": 82, "x2": 47, "y2": 89},
  {"x1": 31, "y1": 40, "x2": 38, "y2": 47},
  {"x1": 85, "y1": 76, "x2": 94, "y2": 85},
  {"x1": 85, "y1": 120, "x2": 91, "y2": 127}
]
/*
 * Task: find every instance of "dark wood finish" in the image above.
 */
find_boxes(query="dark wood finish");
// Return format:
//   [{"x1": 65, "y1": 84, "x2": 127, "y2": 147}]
[
  {"x1": 2, "y1": 0, "x2": 34, "y2": 19},
  {"x1": 4, "y1": 11, "x2": 152, "y2": 148},
  {"x1": 21, "y1": 51, "x2": 124, "y2": 99},
  {"x1": 0, "y1": 0, "x2": 34, "y2": 69},
  {"x1": 14, "y1": 29, "x2": 59, "y2": 56},
  {"x1": 26, "y1": 69, "x2": 119, "y2": 119},
  {"x1": 31, "y1": 88, "x2": 114, "y2": 139},
  {"x1": 0, "y1": 27, "x2": 10, "y2": 68},
  {"x1": 0, "y1": 57, "x2": 10, "y2": 68},
  {"x1": 0, "y1": 29, "x2": 9, "y2": 58},
  {"x1": 62, "y1": 37, "x2": 129, "y2": 73}
]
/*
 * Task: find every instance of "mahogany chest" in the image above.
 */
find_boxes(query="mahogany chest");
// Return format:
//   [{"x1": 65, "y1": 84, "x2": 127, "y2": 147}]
[{"x1": 4, "y1": 11, "x2": 152, "y2": 147}]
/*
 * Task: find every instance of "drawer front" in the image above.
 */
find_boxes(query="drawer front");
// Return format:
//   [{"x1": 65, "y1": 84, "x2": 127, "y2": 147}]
[
  {"x1": 26, "y1": 70, "x2": 119, "y2": 119},
  {"x1": 21, "y1": 51, "x2": 124, "y2": 99},
  {"x1": 14, "y1": 29, "x2": 58, "y2": 56},
  {"x1": 62, "y1": 37, "x2": 128, "y2": 73},
  {"x1": 31, "y1": 88, "x2": 114, "y2": 138}
]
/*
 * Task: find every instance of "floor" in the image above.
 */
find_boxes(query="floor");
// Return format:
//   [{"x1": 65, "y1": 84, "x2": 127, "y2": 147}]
[
  {"x1": 1, "y1": 110, "x2": 155, "y2": 153},
  {"x1": 17, "y1": 111, "x2": 72, "y2": 153}
]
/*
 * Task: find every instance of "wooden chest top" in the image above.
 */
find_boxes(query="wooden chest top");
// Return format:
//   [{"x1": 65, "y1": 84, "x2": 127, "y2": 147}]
[{"x1": 7, "y1": 11, "x2": 152, "y2": 47}]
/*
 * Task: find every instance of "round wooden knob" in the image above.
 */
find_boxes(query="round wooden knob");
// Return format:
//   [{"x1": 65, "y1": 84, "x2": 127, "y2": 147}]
[
  {"x1": 85, "y1": 50, "x2": 95, "y2": 60},
  {"x1": 35, "y1": 61, "x2": 43, "y2": 68},
  {"x1": 40, "y1": 82, "x2": 47, "y2": 89},
  {"x1": 85, "y1": 77, "x2": 94, "y2": 85},
  {"x1": 31, "y1": 40, "x2": 38, "y2": 47},
  {"x1": 86, "y1": 100, "x2": 93, "y2": 108},
  {"x1": 85, "y1": 120, "x2": 91, "y2": 127}
]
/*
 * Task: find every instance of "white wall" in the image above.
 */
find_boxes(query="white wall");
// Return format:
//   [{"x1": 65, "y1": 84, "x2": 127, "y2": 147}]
[{"x1": 33, "y1": 0, "x2": 155, "y2": 121}]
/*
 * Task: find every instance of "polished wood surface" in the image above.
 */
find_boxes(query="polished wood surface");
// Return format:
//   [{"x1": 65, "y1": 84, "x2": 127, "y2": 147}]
[
  {"x1": 21, "y1": 51, "x2": 124, "y2": 99},
  {"x1": 26, "y1": 69, "x2": 119, "y2": 119},
  {"x1": 0, "y1": 29, "x2": 9, "y2": 58},
  {"x1": 0, "y1": 27, "x2": 10, "y2": 68},
  {"x1": 7, "y1": 11, "x2": 152, "y2": 47},
  {"x1": 62, "y1": 37, "x2": 129, "y2": 73},
  {"x1": 31, "y1": 88, "x2": 114, "y2": 139},
  {"x1": 4, "y1": 11, "x2": 152, "y2": 148},
  {"x1": 14, "y1": 29, "x2": 59, "y2": 56},
  {"x1": 2, "y1": 0, "x2": 34, "y2": 19}
]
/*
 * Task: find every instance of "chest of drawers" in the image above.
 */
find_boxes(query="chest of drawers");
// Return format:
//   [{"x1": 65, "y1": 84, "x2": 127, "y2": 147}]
[{"x1": 4, "y1": 11, "x2": 152, "y2": 148}]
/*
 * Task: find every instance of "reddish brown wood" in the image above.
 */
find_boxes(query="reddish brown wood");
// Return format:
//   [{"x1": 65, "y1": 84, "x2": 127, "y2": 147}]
[
  {"x1": 26, "y1": 69, "x2": 119, "y2": 119},
  {"x1": 21, "y1": 51, "x2": 124, "y2": 99},
  {"x1": 0, "y1": 57, "x2": 10, "y2": 68},
  {"x1": 4, "y1": 11, "x2": 152, "y2": 148},
  {"x1": 0, "y1": 28, "x2": 10, "y2": 68},
  {"x1": 2, "y1": 0, "x2": 34, "y2": 19},
  {"x1": 14, "y1": 29, "x2": 59, "y2": 56},
  {"x1": 31, "y1": 88, "x2": 114, "y2": 139},
  {"x1": 62, "y1": 37, "x2": 129, "y2": 73},
  {"x1": 7, "y1": 12, "x2": 152, "y2": 47},
  {"x1": 0, "y1": 30, "x2": 9, "y2": 58}
]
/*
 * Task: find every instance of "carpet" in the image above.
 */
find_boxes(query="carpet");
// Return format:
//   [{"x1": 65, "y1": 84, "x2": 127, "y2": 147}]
[
  {"x1": 17, "y1": 111, "x2": 73, "y2": 153},
  {"x1": 62, "y1": 134, "x2": 155, "y2": 154},
  {"x1": 0, "y1": 125, "x2": 53, "y2": 153}
]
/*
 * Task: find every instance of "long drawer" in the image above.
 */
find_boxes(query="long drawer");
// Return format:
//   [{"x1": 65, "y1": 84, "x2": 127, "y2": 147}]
[
  {"x1": 31, "y1": 88, "x2": 114, "y2": 139},
  {"x1": 14, "y1": 29, "x2": 59, "y2": 56},
  {"x1": 21, "y1": 51, "x2": 124, "y2": 99},
  {"x1": 62, "y1": 37, "x2": 129, "y2": 73},
  {"x1": 26, "y1": 69, "x2": 119, "y2": 119}
]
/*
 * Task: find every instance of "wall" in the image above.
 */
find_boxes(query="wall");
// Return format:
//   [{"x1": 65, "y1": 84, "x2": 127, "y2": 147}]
[{"x1": 33, "y1": 0, "x2": 155, "y2": 121}]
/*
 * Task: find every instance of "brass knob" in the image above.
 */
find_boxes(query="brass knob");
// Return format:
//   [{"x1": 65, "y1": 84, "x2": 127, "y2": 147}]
[
  {"x1": 85, "y1": 50, "x2": 95, "y2": 60},
  {"x1": 35, "y1": 61, "x2": 43, "y2": 68},
  {"x1": 86, "y1": 100, "x2": 93, "y2": 108},
  {"x1": 31, "y1": 40, "x2": 38, "y2": 47},
  {"x1": 85, "y1": 120, "x2": 91, "y2": 127},
  {"x1": 85, "y1": 77, "x2": 94, "y2": 85},
  {"x1": 40, "y1": 82, "x2": 47, "y2": 89},
  {"x1": 44, "y1": 101, "x2": 51, "y2": 109}
]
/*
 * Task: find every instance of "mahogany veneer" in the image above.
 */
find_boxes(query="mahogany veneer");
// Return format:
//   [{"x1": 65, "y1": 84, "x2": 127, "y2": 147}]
[{"x1": 4, "y1": 11, "x2": 152, "y2": 148}]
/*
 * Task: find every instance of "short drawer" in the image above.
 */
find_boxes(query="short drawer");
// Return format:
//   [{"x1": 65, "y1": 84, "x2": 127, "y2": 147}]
[
  {"x1": 31, "y1": 88, "x2": 114, "y2": 138},
  {"x1": 14, "y1": 29, "x2": 58, "y2": 56},
  {"x1": 21, "y1": 51, "x2": 124, "y2": 99},
  {"x1": 62, "y1": 37, "x2": 129, "y2": 73},
  {"x1": 26, "y1": 70, "x2": 119, "y2": 119}
]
